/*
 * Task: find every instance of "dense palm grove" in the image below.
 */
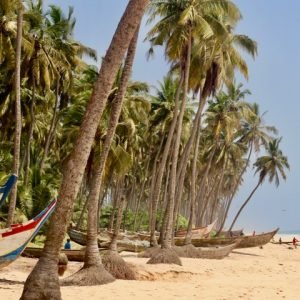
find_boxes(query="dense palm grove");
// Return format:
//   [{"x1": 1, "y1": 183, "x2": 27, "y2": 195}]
[{"x1": 0, "y1": 0, "x2": 289, "y2": 299}]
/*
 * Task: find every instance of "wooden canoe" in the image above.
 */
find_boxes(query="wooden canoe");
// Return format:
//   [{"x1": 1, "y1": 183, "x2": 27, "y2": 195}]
[
  {"x1": 175, "y1": 220, "x2": 217, "y2": 238},
  {"x1": 197, "y1": 242, "x2": 238, "y2": 259},
  {"x1": 68, "y1": 229, "x2": 147, "y2": 252},
  {"x1": 174, "y1": 228, "x2": 279, "y2": 249},
  {"x1": 23, "y1": 247, "x2": 86, "y2": 262}
]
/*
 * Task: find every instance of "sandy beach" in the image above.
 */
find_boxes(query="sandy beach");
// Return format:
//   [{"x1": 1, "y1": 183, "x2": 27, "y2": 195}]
[{"x1": 0, "y1": 234, "x2": 299, "y2": 300}]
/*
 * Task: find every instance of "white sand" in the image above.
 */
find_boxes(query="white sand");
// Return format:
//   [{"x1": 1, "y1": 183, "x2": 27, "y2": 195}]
[{"x1": 1, "y1": 235, "x2": 300, "y2": 300}]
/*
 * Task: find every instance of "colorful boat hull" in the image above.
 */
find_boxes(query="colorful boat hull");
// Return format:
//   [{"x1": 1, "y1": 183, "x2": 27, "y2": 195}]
[{"x1": 0, "y1": 199, "x2": 56, "y2": 269}]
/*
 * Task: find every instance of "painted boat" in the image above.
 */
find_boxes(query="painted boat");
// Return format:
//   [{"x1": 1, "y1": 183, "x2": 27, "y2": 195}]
[
  {"x1": 68, "y1": 228, "x2": 147, "y2": 252},
  {"x1": 0, "y1": 174, "x2": 18, "y2": 208},
  {"x1": 0, "y1": 199, "x2": 56, "y2": 269},
  {"x1": 175, "y1": 220, "x2": 217, "y2": 238},
  {"x1": 174, "y1": 228, "x2": 279, "y2": 249}
]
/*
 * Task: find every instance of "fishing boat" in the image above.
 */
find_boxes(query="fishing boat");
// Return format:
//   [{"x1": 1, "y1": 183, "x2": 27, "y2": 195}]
[
  {"x1": 174, "y1": 228, "x2": 279, "y2": 249},
  {"x1": 0, "y1": 174, "x2": 18, "y2": 208},
  {"x1": 175, "y1": 219, "x2": 217, "y2": 238},
  {"x1": 0, "y1": 199, "x2": 56, "y2": 269},
  {"x1": 68, "y1": 228, "x2": 147, "y2": 252},
  {"x1": 23, "y1": 247, "x2": 86, "y2": 262},
  {"x1": 196, "y1": 242, "x2": 239, "y2": 259}
]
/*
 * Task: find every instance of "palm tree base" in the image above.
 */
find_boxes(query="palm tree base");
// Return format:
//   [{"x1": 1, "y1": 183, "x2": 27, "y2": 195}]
[
  {"x1": 61, "y1": 264, "x2": 115, "y2": 286},
  {"x1": 137, "y1": 246, "x2": 160, "y2": 258},
  {"x1": 147, "y1": 248, "x2": 182, "y2": 266},
  {"x1": 20, "y1": 257, "x2": 61, "y2": 300},
  {"x1": 102, "y1": 251, "x2": 136, "y2": 280}
]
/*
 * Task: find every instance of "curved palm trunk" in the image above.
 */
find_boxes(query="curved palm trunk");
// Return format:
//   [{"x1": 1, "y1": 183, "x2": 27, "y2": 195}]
[
  {"x1": 195, "y1": 147, "x2": 216, "y2": 226},
  {"x1": 149, "y1": 74, "x2": 184, "y2": 247},
  {"x1": 24, "y1": 83, "x2": 35, "y2": 187},
  {"x1": 20, "y1": 2, "x2": 148, "y2": 299},
  {"x1": 228, "y1": 179, "x2": 262, "y2": 232},
  {"x1": 6, "y1": 5, "x2": 23, "y2": 227},
  {"x1": 173, "y1": 92, "x2": 206, "y2": 232},
  {"x1": 40, "y1": 82, "x2": 60, "y2": 171},
  {"x1": 84, "y1": 23, "x2": 140, "y2": 267},
  {"x1": 162, "y1": 29, "x2": 192, "y2": 249},
  {"x1": 217, "y1": 143, "x2": 253, "y2": 235},
  {"x1": 109, "y1": 196, "x2": 126, "y2": 251},
  {"x1": 184, "y1": 109, "x2": 201, "y2": 245}
]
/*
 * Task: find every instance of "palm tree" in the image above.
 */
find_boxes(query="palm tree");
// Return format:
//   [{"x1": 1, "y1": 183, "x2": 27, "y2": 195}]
[
  {"x1": 63, "y1": 23, "x2": 141, "y2": 286},
  {"x1": 228, "y1": 138, "x2": 289, "y2": 231},
  {"x1": 217, "y1": 101, "x2": 278, "y2": 234},
  {"x1": 20, "y1": 1, "x2": 149, "y2": 299},
  {"x1": 6, "y1": 0, "x2": 23, "y2": 227}
]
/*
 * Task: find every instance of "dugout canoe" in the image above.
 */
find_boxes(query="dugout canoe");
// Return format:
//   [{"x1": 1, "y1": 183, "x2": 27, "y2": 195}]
[{"x1": 174, "y1": 228, "x2": 279, "y2": 249}]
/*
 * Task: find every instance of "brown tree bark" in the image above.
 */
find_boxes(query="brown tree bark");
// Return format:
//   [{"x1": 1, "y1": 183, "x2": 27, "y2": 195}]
[
  {"x1": 6, "y1": 4, "x2": 23, "y2": 227},
  {"x1": 149, "y1": 74, "x2": 184, "y2": 246},
  {"x1": 20, "y1": 1, "x2": 148, "y2": 299},
  {"x1": 162, "y1": 28, "x2": 192, "y2": 249},
  {"x1": 84, "y1": 23, "x2": 140, "y2": 267}
]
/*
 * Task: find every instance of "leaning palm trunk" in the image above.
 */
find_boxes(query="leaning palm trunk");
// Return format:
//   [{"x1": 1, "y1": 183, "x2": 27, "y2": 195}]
[
  {"x1": 63, "y1": 24, "x2": 141, "y2": 285},
  {"x1": 24, "y1": 83, "x2": 35, "y2": 187},
  {"x1": 6, "y1": 4, "x2": 23, "y2": 227},
  {"x1": 40, "y1": 82, "x2": 61, "y2": 171},
  {"x1": 173, "y1": 92, "x2": 206, "y2": 232},
  {"x1": 184, "y1": 110, "x2": 202, "y2": 245},
  {"x1": 217, "y1": 144, "x2": 253, "y2": 235},
  {"x1": 228, "y1": 179, "x2": 262, "y2": 232},
  {"x1": 148, "y1": 31, "x2": 192, "y2": 266},
  {"x1": 149, "y1": 75, "x2": 184, "y2": 247},
  {"x1": 20, "y1": 2, "x2": 148, "y2": 299},
  {"x1": 102, "y1": 195, "x2": 135, "y2": 280}
]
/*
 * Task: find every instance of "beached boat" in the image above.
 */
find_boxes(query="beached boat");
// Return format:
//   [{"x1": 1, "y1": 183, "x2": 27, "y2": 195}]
[
  {"x1": 0, "y1": 200, "x2": 57, "y2": 269},
  {"x1": 0, "y1": 174, "x2": 18, "y2": 208},
  {"x1": 68, "y1": 228, "x2": 147, "y2": 252},
  {"x1": 175, "y1": 220, "x2": 217, "y2": 238},
  {"x1": 174, "y1": 228, "x2": 279, "y2": 249},
  {"x1": 22, "y1": 247, "x2": 86, "y2": 261},
  {"x1": 197, "y1": 242, "x2": 238, "y2": 259}
]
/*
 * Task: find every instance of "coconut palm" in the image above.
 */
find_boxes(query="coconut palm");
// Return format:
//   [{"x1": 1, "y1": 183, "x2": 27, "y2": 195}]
[
  {"x1": 217, "y1": 101, "x2": 278, "y2": 233},
  {"x1": 6, "y1": 0, "x2": 23, "y2": 227},
  {"x1": 20, "y1": 1, "x2": 149, "y2": 299},
  {"x1": 228, "y1": 138, "x2": 289, "y2": 231}
]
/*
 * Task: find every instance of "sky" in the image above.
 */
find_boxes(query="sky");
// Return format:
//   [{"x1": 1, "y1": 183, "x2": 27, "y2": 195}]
[{"x1": 43, "y1": 0, "x2": 300, "y2": 233}]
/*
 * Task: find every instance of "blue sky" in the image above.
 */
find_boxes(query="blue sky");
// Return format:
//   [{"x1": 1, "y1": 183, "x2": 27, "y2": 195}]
[{"x1": 43, "y1": 0, "x2": 300, "y2": 232}]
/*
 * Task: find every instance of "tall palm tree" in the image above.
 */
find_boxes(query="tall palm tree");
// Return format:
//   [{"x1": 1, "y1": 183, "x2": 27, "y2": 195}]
[
  {"x1": 6, "y1": 0, "x2": 23, "y2": 227},
  {"x1": 20, "y1": 1, "x2": 149, "y2": 299},
  {"x1": 64, "y1": 23, "x2": 141, "y2": 286},
  {"x1": 217, "y1": 101, "x2": 277, "y2": 233},
  {"x1": 228, "y1": 138, "x2": 289, "y2": 231}
]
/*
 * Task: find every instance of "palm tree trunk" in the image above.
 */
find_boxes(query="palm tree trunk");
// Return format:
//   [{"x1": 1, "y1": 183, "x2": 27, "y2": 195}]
[
  {"x1": 24, "y1": 83, "x2": 36, "y2": 187},
  {"x1": 149, "y1": 74, "x2": 184, "y2": 247},
  {"x1": 40, "y1": 82, "x2": 60, "y2": 171},
  {"x1": 174, "y1": 92, "x2": 206, "y2": 232},
  {"x1": 133, "y1": 158, "x2": 150, "y2": 231},
  {"x1": 217, "y1": 144, "x2": 253, "y2": 235},
  {"x1": 6, "y1": 5, "x2": 23, "y2": 227},
  {"x1": 162, "y1": 28, "x2": 192, "y2": 249},
  {"x1": 228, "y1": 179, "x2": 262, "y2": 232},
  {"x1": 109, "y1": 196, "x2": 126, "y2": 251},
  {"x1": 84, "y1": 23, "x2": 140, "y2": 266},
  {"x1": 184, "y1": 105, "x2": 202, "y2": 245},
  {"x1": 20, "y1": 2, "x2": 148, "y2": 298}
]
